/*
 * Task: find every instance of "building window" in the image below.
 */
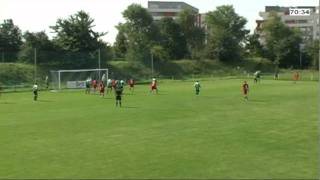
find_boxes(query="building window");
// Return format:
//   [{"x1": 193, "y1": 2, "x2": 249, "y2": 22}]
[
  {"x1": 151, "y1": 12, "x2": 163, "y2": 16},
  {"x1": 164, "y1": 12, "x2": 176, "y2": 16},
  {"x1": 151, "y1": 12, "x2": 177, "y2": 17},
  {"x1": 297, "y1": 20, "x2": 308, "y2": 24},
  {"x1": 285, "y1": 20, "x2": 295, "y2": 24},
  {"x1": 158, "y1": 4, "x2": 177, "y2": 9},
  {"x1": 150, "y1": 4, "x2": 158, "y2": 9}
]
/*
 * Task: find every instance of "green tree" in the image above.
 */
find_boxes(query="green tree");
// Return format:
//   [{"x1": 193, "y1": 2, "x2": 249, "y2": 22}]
[
  {"x1": 100, "y1": 42, "x2": 114, "y2": 65},
  {"x1": 51, "y1": 10, "x2": 106, "y2": 51},
  {"x1": 121, "y1": 4, "x2": 157, "y2": 63},
  {"x1": 263, "y1": 12, "x2": 302, "y2": 68},
  {"x1": 114, "y1": 23, "x2": 128, "y2": 58},
  {"x1": 305, "y1": 40, "x2": 319, "y2": 69},
  {"x1": 0, "y1": 19, "x2": 23, "y2": 62},
  {"x1": 245, "y1": 33, "x2": 265, "y2": 57},
  {"x1": 157, "y1": 17, "x2": 187, "y2": 60},
  {"x1": 149, "y1": 45, "x2": 170, "y2": 74},
  {"x1": 205, "y1": 5, "x2": 248, "y2": 62},
  {"x1": 19, "y1": 31, "x2": 56, "y2": 64},
  {"x1": 178, "y1": 9, "x2": 205, "y2": 59},
  {"x1": 151, "y1": 45, "x2": 169, "y2": 62},
  {"x1": 50, "y1": 11, "x2": 107, "y2": 68}
]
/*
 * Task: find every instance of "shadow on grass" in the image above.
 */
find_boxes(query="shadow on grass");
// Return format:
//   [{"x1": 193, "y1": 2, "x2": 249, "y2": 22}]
[
  {"x1": 120, "y1": 106, "x2": 138, "y2": 109},
  {"x1": 0, "y1": 101, "x2": 15, "y2": 104},
  {"x1": 37, "y1": 99, "x2": 54, "y2": 103},
  {"x1": 247, "y1": 99, "x2": 268, "y2": 103},
  {"x1": 199, "y1": 95, "x2": 216, "y2": 98},
  {"x1": 149, "y1": 93, "x2": 168, "y2": 96},
  {"x1": 101, "y1": 97, "x2": 112, "y2": 99}
]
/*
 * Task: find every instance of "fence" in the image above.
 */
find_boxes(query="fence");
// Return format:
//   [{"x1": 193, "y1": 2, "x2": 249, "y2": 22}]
[
  {"x1": 0, "y1": 49, "x2": 319, "y2": 92},
  {"x1": 0, "y1": 49, "x2": 111, "y2": 91}
]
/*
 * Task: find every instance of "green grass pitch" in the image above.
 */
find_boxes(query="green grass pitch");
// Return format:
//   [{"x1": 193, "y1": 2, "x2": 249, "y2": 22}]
[{"x1": 0, "y1": 79, "x2": 318, "y2": 179}]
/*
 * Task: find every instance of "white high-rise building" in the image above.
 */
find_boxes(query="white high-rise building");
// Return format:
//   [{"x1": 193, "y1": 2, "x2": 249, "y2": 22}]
[
  {"x1": 147, "y1": 1, "x2": 199, "y2": 21},
  {"x1": 256, "y1": 6, "x2": 319, "y2": 41}
]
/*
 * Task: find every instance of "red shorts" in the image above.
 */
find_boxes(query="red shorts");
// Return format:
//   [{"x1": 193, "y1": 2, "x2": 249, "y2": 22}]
[
  {"x1": 243, "y1": 90, "x2": 248, "y2": 95},
  {"x1": 100, "y1": 89, "x2": 105, "y2": 93},
  {"x1": 151, "y1": 86, "x2": 157, "y2": 90},
  {"x1": 93, "y1": 85, "x2": 97, "y2": 89}
]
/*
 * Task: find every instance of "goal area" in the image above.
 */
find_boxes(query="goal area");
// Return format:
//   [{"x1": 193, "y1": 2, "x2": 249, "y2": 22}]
[{"x1": 50, "y1": 69, "x2": 108, "y2": 90}]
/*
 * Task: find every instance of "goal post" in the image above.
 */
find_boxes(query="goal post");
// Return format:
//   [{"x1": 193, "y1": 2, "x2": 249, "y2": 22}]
[{"x1": 50, "y1": 68, "x2": 108, "y2": 90}]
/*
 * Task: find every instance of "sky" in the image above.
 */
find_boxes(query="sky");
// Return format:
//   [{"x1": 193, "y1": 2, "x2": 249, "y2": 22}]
[{"x1": 0, "y1": 0, "x2": 317, "y2": 44}]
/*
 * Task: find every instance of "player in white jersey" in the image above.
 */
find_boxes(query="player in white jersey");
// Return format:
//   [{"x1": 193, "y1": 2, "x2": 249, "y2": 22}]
[{"x1": 33, "y1": 83, "x2": 38, "y2": 101}]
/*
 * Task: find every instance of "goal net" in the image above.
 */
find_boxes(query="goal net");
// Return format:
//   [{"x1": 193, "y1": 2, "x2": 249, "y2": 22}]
[{"x1": 50, "y1": 69, "x2": 108, "y2": 90}]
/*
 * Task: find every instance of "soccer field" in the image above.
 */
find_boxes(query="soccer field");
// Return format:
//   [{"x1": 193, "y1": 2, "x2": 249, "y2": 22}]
[{"x1": 0, "y1": 79, "x2": 318, "y2": 179}]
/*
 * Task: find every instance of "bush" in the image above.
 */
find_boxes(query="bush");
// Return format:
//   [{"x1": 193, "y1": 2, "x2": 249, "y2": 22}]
[
  {"x1": 107, "y1": 61, "x2": 152, "y2": 80},
  {"x1": 172, "y1": 59, "x2": 229, "y2": 76},
  {"x1": 0, "y1": 63, "x2": 35, "y2": 85},
  {"x1": 107, "y1": 58, "x2": 276, "y2": 80},
  {"x1": 241, "y1": 57, "x2": 274, "y2": 72}
]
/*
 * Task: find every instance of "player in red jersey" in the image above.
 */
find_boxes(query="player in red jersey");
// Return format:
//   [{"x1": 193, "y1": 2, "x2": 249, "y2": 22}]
[
  {"x1": 99, "y1": 81, "x2": 105, "y2": 97},
  {"x1": 150, "y1": 78, "x2": 158, "y2": 94},
  {"x1": 242, "y1": 81, "x2": 249, "y2": 101},
  {"x1": 92, "y1": 79, "x2": 98, "y2": 93},
  {"x1": 111, "y1": 79, "x2": 116, "y2": 90},
  {"x1": 293, "y1": 71, "x2": 300, "y2": 83},
  {"x1": 128, "y1": 78, "x2": 135, "y2": 93}
]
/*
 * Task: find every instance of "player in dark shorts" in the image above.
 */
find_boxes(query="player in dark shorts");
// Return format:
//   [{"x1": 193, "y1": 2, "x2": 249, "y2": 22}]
[
  {"x1": 194, "y1": 81, "x2": 201, "y2": 95},
  {"x1": 99, "y1": 82, "x2": 105, "y2": 97},
  {"x1": 274, "y1": 72, "x2": 279, "y2": 80},
  {"x1": 150, "y1": 78, "x2": 158, "y2": 94},
  {"x1": 45, "y1": 76, "x2": 49, "y2": 90},
  {"x1": 254, "y1": 71, "x2": 261, "y2": 83},
  {"x1": 115, "y1": 81, "x2": 123, "y2": 107},
  {"x1": 128, "y1": 79, "x2": 135, "y2": 93},
  {"x1": 33, "y1": 83, "x2": 38, "y2": 101},
  {"x1": 85, "y1": 78, "x2": 91, "y2": 94},
  {"x1": 242, "y1": 81, "x2": 249, "y2": 101}
]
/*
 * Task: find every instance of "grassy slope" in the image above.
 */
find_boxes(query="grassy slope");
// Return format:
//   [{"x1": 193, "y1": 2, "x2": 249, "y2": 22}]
[{"x1": 0, "y1": 79, "x2": 318, "y2": 179}]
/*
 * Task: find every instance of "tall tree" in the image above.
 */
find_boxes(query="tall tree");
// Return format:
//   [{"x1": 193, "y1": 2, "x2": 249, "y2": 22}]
[
  {"x1": 263, "y1": 12, "x2": 302, "y2": 68},
  {"x1": 51, "y1": 10, "x2": 106, "y2": 51},
  {"x1": 0, "y1": 19, "x2": 23, "y2": 62},
  {"x1": 305, "y1": 40, "x2": 319, "y2": 69},
  {"x1": 50, "y1": 11, "x2": 107, "y2": 68},
  {"x1": 245, "y1": 33, "x2": 265, "y2": 57},
  {"x1": 205, "y1": 5, "x2": 248, "y2": 62},
  {"x1": 157, "y1": 17, "x2": 187, "y2": 60},
  {"x1": 121, "y1": 4, "x2": 157, "y2": 63},
  {"x1": 19, "y1": 31, "x2": 55, "y2": 64},
  {"x1": 178, "y1": 9, "x2": 205, "y2": 59},
  {"x1": 114, "y1": 23, "x2": 128, "y2": 58}
]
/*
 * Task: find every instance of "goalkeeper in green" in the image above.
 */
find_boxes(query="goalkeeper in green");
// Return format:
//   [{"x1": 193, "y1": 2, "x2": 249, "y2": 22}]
[{"x1": 194, "y1": 81, "x2": 201, "y2": 95}]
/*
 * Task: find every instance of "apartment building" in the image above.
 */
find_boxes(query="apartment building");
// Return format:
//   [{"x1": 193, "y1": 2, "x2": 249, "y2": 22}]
[
  {"x1": 256, "y1": 6, "x2": 319, "y2": 42},
  {"x1": 148, "y1": 1, "x2": 199, "y2": 20}
]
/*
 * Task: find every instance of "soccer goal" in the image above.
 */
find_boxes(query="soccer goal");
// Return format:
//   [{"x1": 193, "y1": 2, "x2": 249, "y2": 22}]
[{"x1": 50, "y1": 69, "x2": 108, "y2": 90}]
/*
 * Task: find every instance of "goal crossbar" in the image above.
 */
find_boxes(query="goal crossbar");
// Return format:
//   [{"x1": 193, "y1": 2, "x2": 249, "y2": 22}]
[{"x1": 51, "y1": 69, "x2": 108, "y2": 73}]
